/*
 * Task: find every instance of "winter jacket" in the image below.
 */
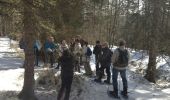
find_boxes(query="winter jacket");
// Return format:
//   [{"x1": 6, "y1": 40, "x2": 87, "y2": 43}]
[
  {"x1": 59, "y1": 50, "x2": 75, "y2": 77},
  {"x1": 93, "y1": 45, "x2": 102, "y2": 56},
  {"x1": 100, "y1": 47, "x2": 113, "y2": 64},
  {"x1": 73, "y1": 43, "x2": 82, "y2": 57},
  {"x1": 44, "y1": 40, "x2": 56, "y2": 52},
  {"x1": 59, "y1": 43, "x2": 69, "y2": 53}
]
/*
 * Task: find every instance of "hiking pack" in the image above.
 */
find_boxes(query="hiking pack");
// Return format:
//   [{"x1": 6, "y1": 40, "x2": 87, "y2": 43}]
[{"x1": 114, "y1": 48, "x2": 129, "y2": 67}]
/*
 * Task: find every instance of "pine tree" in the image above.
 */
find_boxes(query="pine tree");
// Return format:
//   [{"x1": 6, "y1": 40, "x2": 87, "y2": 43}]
[
  {"x1": 144, "y1": 0, "x2": 161, "y2": 83},
  {"x1": 18, "y1": 0, "x2": 38, "y2": 99}
]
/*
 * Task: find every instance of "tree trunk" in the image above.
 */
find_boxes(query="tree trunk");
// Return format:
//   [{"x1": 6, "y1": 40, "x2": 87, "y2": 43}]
[
  {"x1": 18, "y1": 0, "x2": 37, "y2": 100},
  {"x1": 145, "y1": 40, "x2": 157, "y2": 83},
  {"x1": 144, "y1": 0, "x2": 161, "y2": 83}
]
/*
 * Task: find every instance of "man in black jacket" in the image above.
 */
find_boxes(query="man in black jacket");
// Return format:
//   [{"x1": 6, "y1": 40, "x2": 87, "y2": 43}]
[
  {"x1": 94, "y1": 42, "x2": 113, "y2": 84},
  {"x1": 57, "y1": 49, "x2": 75, "y2": 100},
  {"x1": 93, "y1": 40, "x2": 102, "y2": 76}
]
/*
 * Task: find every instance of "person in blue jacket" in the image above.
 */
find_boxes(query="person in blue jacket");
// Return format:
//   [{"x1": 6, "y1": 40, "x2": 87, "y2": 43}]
[{"x1": 44, "y1": 36, "x2": 57, "y2": 67}]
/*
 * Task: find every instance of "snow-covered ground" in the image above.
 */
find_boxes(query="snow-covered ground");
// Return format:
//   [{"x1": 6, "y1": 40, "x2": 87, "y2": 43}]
[{"x1": 0, "y1": 37, "x2": 170, "y2": 100}]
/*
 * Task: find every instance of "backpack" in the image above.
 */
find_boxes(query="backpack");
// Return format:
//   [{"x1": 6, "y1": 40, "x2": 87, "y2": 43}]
[
  {"x1": 114, "y1": 48, "x2": 129, "y2": 67},
  {"x1": 86, "y1": 47, "x2": 92, "y2": 56}
]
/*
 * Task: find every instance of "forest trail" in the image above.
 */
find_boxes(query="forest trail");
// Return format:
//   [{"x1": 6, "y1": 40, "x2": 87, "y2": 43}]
[
  {"x1": 0, "y1": 37, "x2": 23, "y2": 70},
  {"x1": 0, "y1": 37, "x2": 170, "y2": 100}
]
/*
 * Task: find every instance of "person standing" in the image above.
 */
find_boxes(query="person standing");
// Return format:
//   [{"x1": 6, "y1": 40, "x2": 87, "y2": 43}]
[
  {"x1": 75, "y1": 35, "x2": 85, "y2": 65},
  {"x1": 69, "y1": 38, "x2": 76, "y2": 52},
  {"x1": 44, "y1": 36, "x2": 56, "y2": 68},
  {"x1": 34, "y1": 39, "x2": 42, "y2": 67},
  {"x1": 93, "y1": 40, "x2": 102, "y2": 76},
  {"x1": 109, "y1": 39, "x2": 130, "y2": 98},
  {"x1": 60, "y1": 40, "x2": 69, "y2": 52},
  {"x1": 19, "y1": 35, "x2": 26, "y2": 52},
  {"x1": 55, "y1": 40, "x2": 68, "y2": 69},
  {"x1": 94, "y1": 42, "x2": 113, "y2": 84},
  {"x1": 82, "y1": 41, "x2": 93, "y2": 76},
  {"x1": 57, "y1": 49, "x2": 75, "y2": 100},
  {"x1": 73, "y1": 40, "x2": 82, "y2": 72}
]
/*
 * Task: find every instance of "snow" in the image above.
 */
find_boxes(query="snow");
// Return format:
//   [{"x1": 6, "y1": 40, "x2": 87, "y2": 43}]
[
  {"x1": 0, "y1": 69, "x2": 24, "y2": 91},
  {"x1": 0, "y1": 37, "x2": 170, "y2": 100},
  {"x1": 0, "y1": 37, "x2": 17, "y2": 53}
]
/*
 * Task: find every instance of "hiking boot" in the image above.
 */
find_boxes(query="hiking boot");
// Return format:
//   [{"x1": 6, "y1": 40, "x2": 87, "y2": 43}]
[
  {"x1": 121, "y1": 91, "x2": 128, "y2": 98},
  {"x1": 94, "y1": 79, "x2": 102, "y2": 83},
  {"x1": 108, "y1": 91, "x2": 119, "y2": 98},
  {"x1": 103, "y1": 80, "x2": 110, "y2": 84}
]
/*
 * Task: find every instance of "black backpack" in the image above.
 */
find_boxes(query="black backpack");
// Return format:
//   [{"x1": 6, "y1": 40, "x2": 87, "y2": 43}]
[
  {"x1": 86, "y1": 47, "x2": 92, "y2": 56},
  {"x1": 114, "y1": 48, "x2": 129, "y2": 67}
]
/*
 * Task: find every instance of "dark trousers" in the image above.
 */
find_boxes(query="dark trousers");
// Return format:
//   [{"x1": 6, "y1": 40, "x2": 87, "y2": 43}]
[
  {"x1": 95, "y1": 55, "x2": 100, "y2": 74},
  {"x1": 84, "y1": 61, "x2": 92, "y2": 76},
  {"x1": 75, "y1": 60, "x2": 80, "y2": 72},
  {"x1": 56, "y1": 61, "x2": 61, "y2": 69},
  {"x1": 112, "y1": 68, "x2": 128, "y2": 96},
  {"x1": 98, "y1": 63, "x2": 111, "y2": 82},
  {"x1": 45, "y1": 52, "x2": 55, "y2": 67},
  {"x1": 34, "y1": 49, "x2": 40, "y2": 66},
  {"x1": 57, "y1": 75, "x2": 73, "y2": 100},
  {"x1": 55, "y1": 57, "x2": 61, "y2": 69}
]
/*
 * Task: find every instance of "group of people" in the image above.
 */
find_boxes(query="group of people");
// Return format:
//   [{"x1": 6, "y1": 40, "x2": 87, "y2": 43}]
[
  {"x1": 41, "y1": 35, "x2": 93, "y2": 100},
  {"x1": 40, "y1": 35, "x2": 93, "y2": 75},
  {"x1": 93, "y1": 40, "x2": 130, "y2": 99},
  {"x1": 19, "y1": 35, "x2": 130, "y2": 100},
  {"x1": 56, "y1": 38, "x2": 130, "y2": 100}
]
